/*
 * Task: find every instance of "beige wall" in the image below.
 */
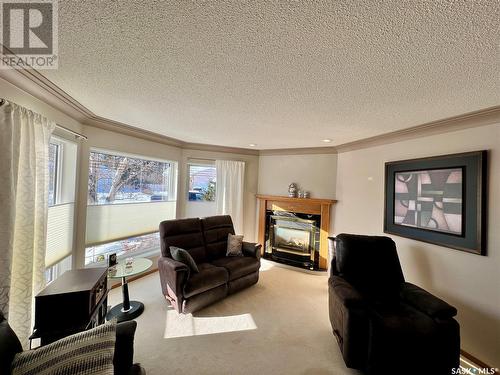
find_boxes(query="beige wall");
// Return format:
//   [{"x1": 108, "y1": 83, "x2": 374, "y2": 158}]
[
  {"x1": 334, "y1": 123, "x2": 500, "y2": 367},
  {"x1": 258, "y1": 153, "x2": 338, "y2": 233},
  {"x1": 258, "y1": 153, "x2": 337, "y2": 199},
  {"x1": 179, "y1": 149, "x2": 260, "y2": 241}
]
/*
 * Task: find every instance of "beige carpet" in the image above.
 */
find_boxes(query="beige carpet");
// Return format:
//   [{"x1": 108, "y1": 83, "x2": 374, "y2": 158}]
[{"x1": 108, "y1": 260, "x2": 360, "y2": 375}]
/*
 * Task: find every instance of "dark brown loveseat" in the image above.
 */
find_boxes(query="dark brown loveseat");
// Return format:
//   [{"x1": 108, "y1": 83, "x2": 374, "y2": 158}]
[{"x1": 158, "y1": 215, "x2": 261, "y2": 313}]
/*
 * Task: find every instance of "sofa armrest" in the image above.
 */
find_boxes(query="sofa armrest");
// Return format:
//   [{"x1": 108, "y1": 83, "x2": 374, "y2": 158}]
[
  {"x1": 400, "y1": 282, "x2": 457, "y2": 319},
  {"x1": 328, "y1": 275, "x2": 369, "y2": 368},
  {"x1": 329, "y1": 275, "x2": 366, "y2": 308},
  {"x1": 113, "y1": 321, "x2": 136, "y2": 375},
  {"x1": 242, "y1": 241, "x2": 262, "y2": 260},
  {"x1": 157, "y1": 257, "x2": 189, "y2": 298}
]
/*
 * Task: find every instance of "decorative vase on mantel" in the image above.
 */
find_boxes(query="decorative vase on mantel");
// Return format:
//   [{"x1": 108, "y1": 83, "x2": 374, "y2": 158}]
[{"x1": 288, "y1": 183, "x2": 298, "y2": 198}]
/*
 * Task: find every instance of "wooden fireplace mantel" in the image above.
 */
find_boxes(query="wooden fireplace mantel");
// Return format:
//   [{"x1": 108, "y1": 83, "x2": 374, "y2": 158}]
[{"x1": 256, "y1": 194, "x2": 337, "y2": 270}]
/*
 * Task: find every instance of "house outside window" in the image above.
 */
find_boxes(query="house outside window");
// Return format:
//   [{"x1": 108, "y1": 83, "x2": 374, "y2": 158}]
[{"x1": 188, "y1": 163, "x2": 216, "y2": 202}]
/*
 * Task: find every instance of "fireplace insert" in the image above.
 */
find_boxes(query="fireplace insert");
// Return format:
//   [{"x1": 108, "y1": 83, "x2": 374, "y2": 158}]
[{"x1": 264, "y1": 211, "x2": 321, "y2": 270}]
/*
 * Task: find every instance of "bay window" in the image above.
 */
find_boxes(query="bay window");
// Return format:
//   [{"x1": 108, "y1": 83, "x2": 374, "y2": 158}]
[
  {"x1": 85, "y1": 150, "x2": 177, "y2": 265},
  {"x1": 45, "y1": 137, "x2": 78, "y2": 283}
]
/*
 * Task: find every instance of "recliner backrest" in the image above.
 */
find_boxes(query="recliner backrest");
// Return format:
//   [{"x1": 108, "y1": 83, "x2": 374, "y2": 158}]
[
  {"x1": 159, "y1": 218, "x2": 207, "y2": 263},
  {"x1": 201, "y1": 215, "x2": 235, "y2": 260},
  {"x1": 334, "y1": 234, "x2": 405, "y2": 299}
]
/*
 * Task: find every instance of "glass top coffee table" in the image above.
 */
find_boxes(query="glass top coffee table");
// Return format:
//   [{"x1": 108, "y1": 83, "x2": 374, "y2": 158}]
[{"x1": 106, "y1": 258, "x2": 153, "y2": 322}]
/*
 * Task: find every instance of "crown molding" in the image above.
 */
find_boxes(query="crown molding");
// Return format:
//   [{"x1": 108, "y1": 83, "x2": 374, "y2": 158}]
[
  {"x1": 1, "y1": 66, "x2": 499, "y2": 156},
  {"x1": 83, "y1": 115, "x2": 184, "y2": 148},
  {"x1": 0, "y1": 66, "x2": 90, "y2": 122},
  {"x1": 183, "y1": 142, "x2": 259, "y2": 156},
  {"x1": 335, "y1": 105, "x2": 500, "y2": 153},
  {"x1": 259, "y1": 146, "x2": 337, "y2": 156},
  {"x1": 0, "y1": 66, "x2": 258, "y2": 155}
]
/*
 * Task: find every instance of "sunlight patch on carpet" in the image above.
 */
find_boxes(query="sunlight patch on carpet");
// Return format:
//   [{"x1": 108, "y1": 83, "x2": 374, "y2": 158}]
[
  {"x1": 259, "y1": 259, "x2": 275, "y2": 272},
  {"x1": 164, "y1": 311, "x2": 257, "y2": 338}
]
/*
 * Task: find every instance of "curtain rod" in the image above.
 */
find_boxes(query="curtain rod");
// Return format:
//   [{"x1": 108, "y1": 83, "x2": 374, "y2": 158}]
[
  {"x1": 55, "y1": 124, "x2": 87, "y2": 140},
  {"x1": 0, "y1": 98, "x2": 87, "y2": 140}
]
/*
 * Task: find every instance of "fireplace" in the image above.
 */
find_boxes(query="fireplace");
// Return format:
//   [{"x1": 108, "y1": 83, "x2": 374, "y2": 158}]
[
  {"x1": 265, "y1": 211, "x2": 321, "y2": 270},
  {"x1": 257, "y1": 195, "x2": 336, "y2": 270}
]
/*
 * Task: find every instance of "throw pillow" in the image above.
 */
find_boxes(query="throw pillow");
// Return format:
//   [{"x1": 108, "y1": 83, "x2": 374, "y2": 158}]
[
  {"x1": 227, "y1": 233, "x2": 244, "y2": 256},
  {"x1": 170, "y1": 246, "x2": 199, "y2": 273},
  {"x1": 11, "y1": 320, "x2": 117, "y2": 375}
]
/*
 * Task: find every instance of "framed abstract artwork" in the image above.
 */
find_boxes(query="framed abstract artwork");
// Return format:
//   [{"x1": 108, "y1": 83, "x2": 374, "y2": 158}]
[{"x1": 384, "y1": 151, "x2": 487, "y2": 255}]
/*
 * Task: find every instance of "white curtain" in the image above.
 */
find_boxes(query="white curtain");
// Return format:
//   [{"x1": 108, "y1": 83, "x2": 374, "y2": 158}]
[
  {"x1": 215, "y1": 160, "x2": 245, "y2": 234},
  {"x1": 0, "y1": 100, "x2": 55, "y2": 347}
]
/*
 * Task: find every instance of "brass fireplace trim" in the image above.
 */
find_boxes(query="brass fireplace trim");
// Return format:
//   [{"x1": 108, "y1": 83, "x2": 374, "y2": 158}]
[
  {"x1": 257, "y1": 195, "x2": 337, "y2": 270},
  {"x1": 270, "y1": 215, "x2": 318, "y2": 262}
]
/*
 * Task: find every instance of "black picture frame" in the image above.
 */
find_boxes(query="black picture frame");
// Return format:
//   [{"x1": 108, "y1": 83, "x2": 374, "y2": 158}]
[{"x1": 384, "y1": 151, "x2": 487, "y2": 255}]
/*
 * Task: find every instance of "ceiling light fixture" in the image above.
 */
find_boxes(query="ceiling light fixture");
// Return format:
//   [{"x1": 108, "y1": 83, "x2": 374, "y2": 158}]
[
  {"x1": 322, "y1": 139, "x2": 332, "y2": 143},
  {"x1": 249, "y1": 143, "x2": 257, "y2": 147}
]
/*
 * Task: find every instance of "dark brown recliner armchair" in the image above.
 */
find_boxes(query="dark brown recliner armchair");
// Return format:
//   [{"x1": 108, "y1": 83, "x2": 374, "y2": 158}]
[
  {"x1": 328, "y1": 234, "x2": 460, "y2": 375},
  {"x1": 158, "y1": 215, "x2": 261, "y2": 313}
]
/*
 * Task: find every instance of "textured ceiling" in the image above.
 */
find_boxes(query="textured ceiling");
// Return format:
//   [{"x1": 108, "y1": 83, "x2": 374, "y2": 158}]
[{"x1": 44, "y1": 1, "x2": 500, "y2": 149}]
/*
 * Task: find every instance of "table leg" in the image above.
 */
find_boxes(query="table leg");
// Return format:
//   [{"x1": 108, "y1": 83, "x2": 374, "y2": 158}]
[
  {"x1": 121, "y1": 277, "x2": 131, "y2": 312},
  {"x1": 106, "y1": 276, "x2": 144, "y2": 322}
]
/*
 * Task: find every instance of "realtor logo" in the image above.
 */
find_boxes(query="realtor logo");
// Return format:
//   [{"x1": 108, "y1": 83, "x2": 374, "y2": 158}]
[{"x1": 0, "y1": 0, "x2": 58, "y2": 69}]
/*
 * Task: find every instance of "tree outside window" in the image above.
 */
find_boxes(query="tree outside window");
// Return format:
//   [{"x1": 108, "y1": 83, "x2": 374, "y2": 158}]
[{"x1": 88, "y1": 151, "x2": 173, "y2": 205}]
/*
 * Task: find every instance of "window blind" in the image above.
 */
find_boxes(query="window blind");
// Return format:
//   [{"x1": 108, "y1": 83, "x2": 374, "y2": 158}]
[
  {"x1": 46, "y1": 202, "x2": 75, "y2": 267},
  {"x1": 85, "y1": 201, "x2": 177, "y2": 245}
]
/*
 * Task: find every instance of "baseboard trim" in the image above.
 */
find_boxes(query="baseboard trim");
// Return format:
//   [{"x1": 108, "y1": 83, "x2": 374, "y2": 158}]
[
  {"x1": 461, "y1": 350, "x2": 498, "y2": 374},
  {"x1": 110, "y1": 267, "x2": 158, "y2": 290}
]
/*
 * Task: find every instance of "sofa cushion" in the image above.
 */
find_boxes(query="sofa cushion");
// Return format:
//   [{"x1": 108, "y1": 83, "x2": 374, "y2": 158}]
[
  {"x1": 371, "y1": 302, "x2": 436, "y2": 339},
  {"x1": 201, "y1": 215, "x2": 235, "y2": 260},
  {"x1": 11, "y1": 320, "x2": 116, "y2": 375},
  {"x1": 211, "y1": 256, "x2": 260, "y2": 281},
  {"x1": 170, "y1": 246, "x2": 199, "y2": 273},
  {"x1": 183, "y1": 263, "x2": 228, "y2": 298},
  {"x1": 159, "y1": 218, "x2": 207, "y2": 263},
  {"x1": 0, "y1": 312, "x2": 23, "y2": 375},
  {"x1": 368, "y1": 302, "x2": 439, "y2": 367}
]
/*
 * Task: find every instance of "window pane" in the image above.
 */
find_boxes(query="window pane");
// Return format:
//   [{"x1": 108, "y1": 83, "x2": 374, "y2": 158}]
[
  {"x1": 88, "y1": 151, "x2": 173, "y2": 205},
  {"x1": 188, "y1": 164, "x2": 216, "y2": 201},
  {"x1": 85, "y1": 232, "x2": 160, "y2": 265},
  {"x1": 48, "y1": 143, "x2": 59, "y2": 206},
  {"x1": 45, "y1": 255, "x2": 72, "y2": 284}
]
